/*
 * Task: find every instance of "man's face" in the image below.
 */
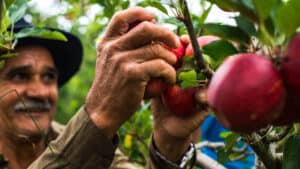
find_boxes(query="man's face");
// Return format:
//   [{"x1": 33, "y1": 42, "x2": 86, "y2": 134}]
[{"x1": 0, "y1": 45, "x2": 58, "y2": 140}]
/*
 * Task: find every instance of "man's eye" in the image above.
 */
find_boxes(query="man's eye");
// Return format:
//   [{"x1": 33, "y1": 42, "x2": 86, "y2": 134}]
[
  {"x1": 10, "y1": 73, "x2": 30, "y2": 82},
  {"x1": 42, "y1": 72, "x2": 57, "y2": 83}
]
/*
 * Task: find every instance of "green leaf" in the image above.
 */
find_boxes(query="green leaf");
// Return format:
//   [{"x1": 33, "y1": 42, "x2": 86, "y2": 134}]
[
  {"x1": 206, "y1": 0, "x2": 257, "y2": 22},
  {"x1": 14, "y1": 27, "x2": 68, "y2": 41},
  {"x1": 8, "y1": 0, "x2": 27, "y2": 23},
  {"x1": 252, "y1": 0, "x2": 277, "y2": 21},
  {"x1": 0, "y1": 52, "x2": 16, "y2": 59},
  {"x1": 121, "y1": 0, "x2": 130, "y2": 9},
  {"x1": 137, "y1": 1, "x2": 168, "y2": 15},
  {"x1": 198, "y1": 4, "x2": 213, "y2": 24},
  {"x1": 201, "y1": 23, "x2": 251, "y2": 44},
  {"x1": 4, "y1": 0, "x2": 15, "y2": 9},
  {"x1": 235, "y1": 15, "x2": 257, "y2": 36},
  {"x1": 282, "y1": 134, "x2": 300, "y2": 169},
  {"x1": 274, "y1": 0, "x2": 300, "y2": 37},
  {"x1": 220, "y1": 131, "x2": 233, "y2": 139},
  {"x1": 0, "y1": 1, "x2": 12, "y2": 33},
  {"x1": 178, "y1": 70, "x2": 199, "y2": 88},
  {"x1": 217, "y1": 149, "x2": 230, "y2": 163},
  {"x1": 224, "y1": 132, "x2": 239, "y2": 151},
  {"x1": 202, "y1": 39, "x2": 238, "y2": 61}
]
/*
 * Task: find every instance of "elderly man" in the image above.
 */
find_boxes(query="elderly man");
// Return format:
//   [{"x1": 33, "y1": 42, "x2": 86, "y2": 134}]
[{"x1": 0, "y1": 7, "x2": 205, "y2": 169}]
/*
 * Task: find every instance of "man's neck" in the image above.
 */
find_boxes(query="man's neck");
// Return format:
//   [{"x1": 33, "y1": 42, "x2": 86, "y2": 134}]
[{"x1": 0, "y1": 133, "x2": 46, "y2": 169}]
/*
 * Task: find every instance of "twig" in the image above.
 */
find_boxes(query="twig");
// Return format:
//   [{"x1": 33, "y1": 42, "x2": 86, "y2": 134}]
[
  {"x1": 265, "y1": 126, "x2": 292, "y2": 143},
  {"x1": 230, "y1": 151, "x2": 255, "y2": 161}
]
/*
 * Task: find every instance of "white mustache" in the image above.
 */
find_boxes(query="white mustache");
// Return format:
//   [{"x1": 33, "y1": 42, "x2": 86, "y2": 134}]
[{"x1": 13, "y1": 99, "x2": 52, "y2": 112}]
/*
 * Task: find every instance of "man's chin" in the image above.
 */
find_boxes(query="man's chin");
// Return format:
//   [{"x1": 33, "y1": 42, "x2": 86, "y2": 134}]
[{"x1": 12, "y1": 127, "x2": 49, "y2": 144}]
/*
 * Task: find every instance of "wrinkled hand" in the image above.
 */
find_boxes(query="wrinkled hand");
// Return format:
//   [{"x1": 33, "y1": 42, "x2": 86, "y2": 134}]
[
  {"x1": 151, "y1": 88, "x2": 209, "y2": 161},
  {"x1": 85, "y1": 7, "x2": 179, "y2": 139}
]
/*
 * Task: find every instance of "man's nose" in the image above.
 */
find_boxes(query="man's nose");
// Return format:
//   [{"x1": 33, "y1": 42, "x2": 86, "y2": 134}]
[{"x1": 25, "y1": 78, "x2": 50, "y2": 98}]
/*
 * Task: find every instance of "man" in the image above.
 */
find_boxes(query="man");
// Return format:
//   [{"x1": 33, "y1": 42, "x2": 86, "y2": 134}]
[{"x1": 0, "y1": 7, "x2": 206, "y2": 169}]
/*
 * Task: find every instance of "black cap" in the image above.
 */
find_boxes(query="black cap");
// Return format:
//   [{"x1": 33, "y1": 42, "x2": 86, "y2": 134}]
[{"x1": 11, "y1": 19, "x2": 83, "y2": 87}]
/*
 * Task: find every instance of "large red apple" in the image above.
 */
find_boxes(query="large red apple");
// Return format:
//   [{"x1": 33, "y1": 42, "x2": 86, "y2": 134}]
[
  {"x1": 208, "y1": 53, "x2": 285, "y2": 133},
  {"x1": 162, "y1": 85, "x2": 199, "y2": 117},
  {"x1": 185, "y1": 35, "x2": 220, "y2": 57}
]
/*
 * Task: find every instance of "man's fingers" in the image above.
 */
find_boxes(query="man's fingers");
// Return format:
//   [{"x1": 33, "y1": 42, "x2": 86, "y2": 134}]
[
  {"x1": 116, "y1": 22, "x2": 180, "y2": 50},
  {"x1": 119, "y1": 43, "x2": 177, "y2": 65},
  {"x1": 180, "y1": 35, "x2": 190, "y2": 46},
  {"x1": 138, "y1": 59, "x2": 176, "y2": 84},
  {"x1": 104, "y1": 7, "x2": 155, "y2": 38},
  {"x1": 194, "y1": 88, "x2": 208, "y2": 105}
]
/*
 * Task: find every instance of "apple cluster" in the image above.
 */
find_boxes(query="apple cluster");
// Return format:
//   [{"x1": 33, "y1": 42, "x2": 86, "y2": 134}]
[
  {"x1": 144, "y1": 36, "x2": 199, "y2": 116},
  {"x1": 144, "y1": 36, "x2": 219, "y2": 116},
  {"x1": 129, "y1": 21, "x2": 212, "y2": 117},
  {"x1": 208, "y1": 34, "x2": 300, "y2": 133}
]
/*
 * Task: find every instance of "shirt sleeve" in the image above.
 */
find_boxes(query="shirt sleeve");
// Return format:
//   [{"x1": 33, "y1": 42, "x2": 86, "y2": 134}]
[
  {"x1": 27, "y1": 106, "x2": 194, "y2": 169},
  {"x1": 28, "y1": 106, "x2": 118, "y2": 169}
]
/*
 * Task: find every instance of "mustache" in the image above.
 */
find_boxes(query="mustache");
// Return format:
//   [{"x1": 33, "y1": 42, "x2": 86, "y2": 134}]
[{"x1": 13, "y1": 98, "x2": 52, "y2": 113}]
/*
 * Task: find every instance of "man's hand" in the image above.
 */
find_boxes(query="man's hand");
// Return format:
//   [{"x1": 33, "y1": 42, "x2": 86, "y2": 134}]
[
  {"x1": 151, "y1": 88, "x2": 209, "y2": 162},
  {"x1": 85, "y1": 7, "x2": 179, "y2": 139}
]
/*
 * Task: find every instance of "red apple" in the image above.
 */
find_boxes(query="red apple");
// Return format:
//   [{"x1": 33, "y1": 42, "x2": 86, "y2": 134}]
[
  {"x1": 162, "y1": 85, "x2": 199, "y2": 117},
  {"x1": 274, "y1": 33, "x2": 300, "y2": 125},
  {"x1": 185, "y1": 35, "x2": 220, "y2": 57},
  {"x1": 281, "y1": 33, "x2": 300, "y2": 95},
  {"x1": 208, "y1": 53, "x2": 285, "y2": 133},
  {"x1": 144, "y1": 78, "x2": 166, "y2": 99},
  {"x1": 144, "y1": 38, "x2": 186, "y2": 99},
  {"x1": 273, "y1": 93, "x2": 300, "y2": 126},
  {"x1": 163, "y1": 39, "x2": 185, "y2": 69}
]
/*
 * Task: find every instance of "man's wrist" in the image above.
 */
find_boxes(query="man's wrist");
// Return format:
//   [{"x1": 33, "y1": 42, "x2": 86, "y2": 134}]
[
  {"x1": 152, "y1": 129, "x2": 192, "y2": 162},
  {"x1": 149, "y1": 135, "x2": 196, "y2": 169}
]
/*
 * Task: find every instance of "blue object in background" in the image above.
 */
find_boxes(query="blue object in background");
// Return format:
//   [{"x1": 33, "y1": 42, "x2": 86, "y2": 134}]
[{"x1": 198, "y1": 115, "x2": 255, "y2": 169}]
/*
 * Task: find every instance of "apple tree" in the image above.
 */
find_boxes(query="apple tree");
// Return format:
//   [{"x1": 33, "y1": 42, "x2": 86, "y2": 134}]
[{"x1": 3, "y1": 0, "x2": 300, "y2": 169}]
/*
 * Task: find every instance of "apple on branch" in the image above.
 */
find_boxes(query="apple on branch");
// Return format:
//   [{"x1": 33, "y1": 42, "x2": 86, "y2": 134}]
[
  {"x1": 274, "y1": 33, "x2": 300, "y2": 125},
  {"x1": 207, "y1": 53, "x2": 285, "y2": 133}
]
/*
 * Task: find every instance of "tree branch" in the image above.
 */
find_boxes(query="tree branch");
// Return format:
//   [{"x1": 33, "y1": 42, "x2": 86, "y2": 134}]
[
  {"x1": 178, "y1": 0, "x2": 214, "y2": 78},
  {"x1": 243, "y1": 133, "x2": 281, "y2": 169}
]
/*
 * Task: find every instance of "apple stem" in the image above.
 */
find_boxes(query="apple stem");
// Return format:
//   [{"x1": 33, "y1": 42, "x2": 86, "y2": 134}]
[{"x1": 178, "y1": 0, "x2": 214, "y2": 78}]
